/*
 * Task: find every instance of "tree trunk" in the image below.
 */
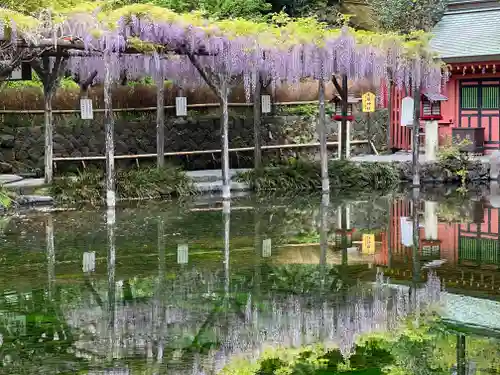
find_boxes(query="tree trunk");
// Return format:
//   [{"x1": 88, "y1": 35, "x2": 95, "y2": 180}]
[
  {"x1": 156, "y1": 79, "x2": 165, "y2": 168},
  {"x1": 412, "y1": 85, "x2": 421, "y2": 187},
  {"x1": 104, "y1": 54, "x2": 115, "y2": 207},
  {"x1": 220, "y1": 83, "x2": 230, "y2": 200},
  {"x1": 318, "y1": 77, "x2": 329, "y2": 193},
  {"x1": 44, "y1": 92, "x2": 54, "y2": 184},
  {"x1": 340, "y1": 75, "x2": 348, "y2": 160},
  {"x1": 253, "y1": 74, "x2": 262, "y2": 169}
]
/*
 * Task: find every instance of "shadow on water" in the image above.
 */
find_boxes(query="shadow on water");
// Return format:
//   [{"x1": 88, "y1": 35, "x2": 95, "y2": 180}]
[{"x1": 0, "y1": 187, "x2": 499, "y2": 373}]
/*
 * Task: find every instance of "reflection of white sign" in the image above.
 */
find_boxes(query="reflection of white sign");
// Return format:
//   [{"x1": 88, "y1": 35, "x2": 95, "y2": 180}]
[
  {"x1": 80, "y1": 99, "x2": 94, "y2": 120},
  {"x1": 10, "y1": 65, "x2": 22, "y2": 80},
  {"x1": 83, "y1": 251, "x2": 95, "y2": 272},
  {"x1": 177, "y1": 244, "x2": 188, "y2": 264},
  {"x1": 400, "y1": 96, "x2": 414, "y2": 126},
  {"x1": 175, "y1": 96, "x2": 187, "y2": 116},
  {"x1": 262, "y1": 238, "x2": 271, "y2": 257},
  {"x1": 0, "y1": 313, "x2": 26, "y2": 335},
  {"x1": 261, "y1": 95, "x2": 271, "y2": 113}
]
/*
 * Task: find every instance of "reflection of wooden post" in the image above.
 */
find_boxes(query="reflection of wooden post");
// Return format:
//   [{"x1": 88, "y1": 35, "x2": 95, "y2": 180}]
[
  {"x1": 456, "y1": 334, "x2": 466, "y2": 375},
  {"x1": 156, "y1": 217, "x2": 165, "y2": 362},
  {"x1": 106, "y1": 207, "x2": 116, "y2": 361},
  {"x1": 320, "y1": 194, "x2": 329, "y2": 266},
  {"x1": 46, "y1": 215, "x2": 55, "y2": 301},
  {"x1": 223, "y1": 201, "x2": 231, "y2": 296},
  {"x1": 253, "y1": 209, "x2": 262, "y2": 298},
  {"x1": 411, "y1": 188, "x2": 420, "y2": 307}
]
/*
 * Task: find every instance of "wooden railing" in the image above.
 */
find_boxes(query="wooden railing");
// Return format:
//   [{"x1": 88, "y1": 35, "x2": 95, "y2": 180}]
[{"x1": 52, "y1": 140, "x2": 374, "y2": 169}]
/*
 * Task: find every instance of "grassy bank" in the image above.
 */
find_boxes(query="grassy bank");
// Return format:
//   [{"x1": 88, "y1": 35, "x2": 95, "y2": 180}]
[
  {"x1": 50, "y1": 165, "x2": 196, "y2": 205},
  {"x1": 236, "y1": 159, "x2": 400, "y2": 192}
]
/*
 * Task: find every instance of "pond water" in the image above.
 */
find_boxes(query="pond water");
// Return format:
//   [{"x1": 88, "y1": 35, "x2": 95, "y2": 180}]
[{"x1": 1, "y1": 192, "x2": 500, "y2": 374}]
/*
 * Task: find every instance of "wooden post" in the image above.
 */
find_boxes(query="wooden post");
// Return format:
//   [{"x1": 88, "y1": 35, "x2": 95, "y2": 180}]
[
  {"x1": 387, "y1": 78, "x2": 393, "y2": 149},
  {"x1": 318, "y1": 77, "x2": 329, "y2": 193},
  {"x1": 220, "y1": 82, "x2": 231, "y2": 200},
  {"x1": 104, "y1": 53, "x2": 116, "y2": 207},
  {"x1": 156, "y1": 77, "x2": 165, "y2": 168},
  {"x1": 43, "y1": 91, "x2": 54, "y2": 184},
  {"x1": 340, "y1": 75, "x2": 348, "y2": 160},
  {"x1": 412, "y1": 85, "x2": 421, "y2": 187},
  {"x1": 31, "y1": 55, "x2": 67, "y2": 184},
  {"x1": 253, "y1": 72, "x2": 262, "y2": 169}
]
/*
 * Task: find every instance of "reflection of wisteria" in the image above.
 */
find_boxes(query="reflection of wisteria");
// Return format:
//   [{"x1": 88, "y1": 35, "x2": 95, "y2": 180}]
[{"x1": 63, "y1": 270, "x2": 443, "y2": 375}]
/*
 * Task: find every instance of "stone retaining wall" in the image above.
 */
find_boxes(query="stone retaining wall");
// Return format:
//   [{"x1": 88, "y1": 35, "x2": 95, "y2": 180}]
[
  {"x1": 395, "y1": 160, "x2": 490, "y2": 183},
  {"x1": 0, "y1": 113, "x2": 340, "y2": 173},
  {"x1": 0, "y1": 108, "x2": 386, "y2": 174}
]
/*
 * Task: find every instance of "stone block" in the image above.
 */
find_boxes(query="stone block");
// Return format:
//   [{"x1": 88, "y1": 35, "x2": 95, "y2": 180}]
[{"x1": 0, "y1": 135, "x2": 15, "y2": 148}]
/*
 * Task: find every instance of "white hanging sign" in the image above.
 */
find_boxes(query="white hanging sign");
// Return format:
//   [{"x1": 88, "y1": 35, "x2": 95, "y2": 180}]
[
  {"x1": 400, "y1": 96, "x2": 414, "y2": 126},
  {"x1": 80, "y1": 99, "x2": 94, "y2": 120},
  {"x1": 262, "y1": 238, "x2": 272, "y2": 257},
  {"x1": 176, "y1": 96, "x2": 187, "y2": 116},
  {"x1": 177, "y1": 244, "x2": 188, "y2": 264},
  {"x1": 82, "y1": 251, "x2": 96, "y2": 273},
  {"x1": 261, "y1": 95, "x2": 271, "y2": 113}
]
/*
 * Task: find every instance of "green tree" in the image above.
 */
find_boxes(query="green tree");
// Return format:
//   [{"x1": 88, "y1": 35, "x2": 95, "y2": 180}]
[{"x1": 368, "y1": 0, "x2": 446, "y2": 33}]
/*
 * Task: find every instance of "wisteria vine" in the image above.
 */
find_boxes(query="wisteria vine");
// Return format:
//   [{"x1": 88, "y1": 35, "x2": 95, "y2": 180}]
[{"x1": 0, "y1": 3, "x2": 445, "y2": 97}]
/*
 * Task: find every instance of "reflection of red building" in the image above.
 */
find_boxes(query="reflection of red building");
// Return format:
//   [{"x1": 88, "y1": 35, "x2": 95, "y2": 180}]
[
  {"x1": 377, "y1": 199, "x2": 500, "y2": 268},
  {"x1": 375, "y1": 199, "x2": 500, "y2": 296}
]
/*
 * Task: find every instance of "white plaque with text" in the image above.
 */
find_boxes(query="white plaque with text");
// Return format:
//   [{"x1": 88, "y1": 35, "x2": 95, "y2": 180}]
[
  {"x1": 80, "y1": 99, "x2": 94, "y2": 120},
  {"x1": 261, "y1": 95, "x2": 271, "y2": 113},
  {"x1": 400, "y1": 96, "x2": 414, "y2": 126},
  {"x1": 176, "y1": 96, "x2": 187, "y2": 116}
]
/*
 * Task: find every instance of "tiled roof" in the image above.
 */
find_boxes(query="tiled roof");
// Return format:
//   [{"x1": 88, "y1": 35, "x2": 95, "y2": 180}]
[{"x1": 430, "y1": 8, "x2": 500, "y2": 60}]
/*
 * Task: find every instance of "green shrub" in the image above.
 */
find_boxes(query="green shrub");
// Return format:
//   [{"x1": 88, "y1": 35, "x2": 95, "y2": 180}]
[
  {"x1": 236, "y1": 159, "x2": 399, "y2": 192},
  {"x1": 50, "y1": 166, "x2": 196, "y2": 205}
]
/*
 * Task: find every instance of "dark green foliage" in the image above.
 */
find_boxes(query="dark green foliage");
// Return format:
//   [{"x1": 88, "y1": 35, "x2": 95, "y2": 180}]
[
  {"x1": 368, "y1": 0, "x2": 446, "y2": 33},
  {"x1": 50, "y1": 165, "x2": 196, "y2": 205},
  {"x1": 236, "y1": 160, "x2": 399, "y2": 192}
]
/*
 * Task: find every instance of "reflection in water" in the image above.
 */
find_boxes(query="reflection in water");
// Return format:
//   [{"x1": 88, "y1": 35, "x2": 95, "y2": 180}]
[{"x1": 0, "y1": 193, "x2": 500, "y2": 373}]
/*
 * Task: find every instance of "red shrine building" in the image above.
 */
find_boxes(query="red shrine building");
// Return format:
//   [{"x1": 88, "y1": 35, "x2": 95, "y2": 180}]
[{"x1": 390, "y1": 0, "x2": 500, "y2": 153}]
